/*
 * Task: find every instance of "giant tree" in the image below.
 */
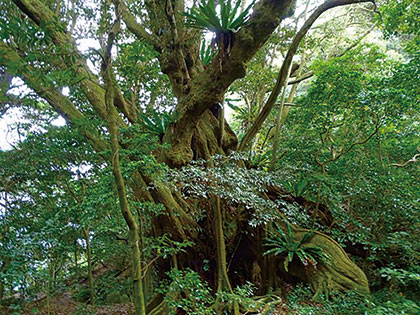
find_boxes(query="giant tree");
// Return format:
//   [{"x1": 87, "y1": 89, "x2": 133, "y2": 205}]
[{"x1": 0, "y1": 0, "x2": 376, "y2": 313}]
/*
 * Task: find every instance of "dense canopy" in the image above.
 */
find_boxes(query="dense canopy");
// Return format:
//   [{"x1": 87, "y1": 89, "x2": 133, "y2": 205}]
[{"x1": 0, "y1": 0, "x2": 419, "y2": 314}]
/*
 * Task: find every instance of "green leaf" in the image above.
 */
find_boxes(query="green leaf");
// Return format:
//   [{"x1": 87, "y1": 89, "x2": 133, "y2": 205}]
[
  {"x1": 287, "y1": 223, "x2": 294, "y2": 243},
  {"x1": 184, "y1": 0, "x2": 255, "y2": 34},
  {"x1": 300, "y1": 231, "x2": 314, "y2": 245},
  {"x1": 284, "y1": 259, "x2": 290, "y2": 272},
  {"x1": 287, "y1": 251, "x2": 294, "y2": 263}
]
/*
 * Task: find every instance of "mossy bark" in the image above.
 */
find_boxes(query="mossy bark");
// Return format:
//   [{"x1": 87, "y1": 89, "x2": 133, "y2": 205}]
[
  {"x1": 290, "y1": 229, "x2": 370, "y2": 296},
  {"x1": 104, "y1": 51, "x2": 146, "y2": 314},
  {"x1": 7, "y1": 0, "x2": 375, "y2": 310}
]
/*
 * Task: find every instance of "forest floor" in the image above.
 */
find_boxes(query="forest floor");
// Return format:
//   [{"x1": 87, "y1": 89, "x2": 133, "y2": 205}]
[
  {"x1": 2, "y1": 287, "x2": 419, "y2": 314},
  {"x1": 2, "y1": 293, "x2": 290, "y2": 315},
  {"x1": 2, "y1": 293, "x2": 135, "y2": 315}
]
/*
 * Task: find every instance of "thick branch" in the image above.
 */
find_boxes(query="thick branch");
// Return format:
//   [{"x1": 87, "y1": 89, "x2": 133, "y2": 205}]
[
  {"x1": 239, "y1": 0, "x2": 373, "y2": 151},
  {"x1": 184, "y1": 0, "x2": 297, "y2": 117},
  {"x1": 114, "y1": 87, "x2": 138, "y2": 124},
  {"x1": 0, "y1": 42, "x2": 107, "y2": 152},
  {"x1": 114, "y1": 0, "x2": 160, "y2": 47},
  {"x1": 162, "y1": 0, "x2": 297, "y2": 166},
  {"x1": 11, "y1": 0, "x2": 129, "y2": 126},
  {"x1": 287, "y1": 71, "x2": 314, "y2": 85}
]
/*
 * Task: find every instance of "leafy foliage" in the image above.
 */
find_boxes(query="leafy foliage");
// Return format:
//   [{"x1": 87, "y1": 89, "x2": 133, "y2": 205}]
[
  {"x1": 184, "y1": 0, "x2": 255, "y2": 34},
  {"x1": 200, "y1": 41, "x2": 217, "y2": 66},
  {"x1": 138, "y1": 109, "x2": 174, "y2": 138},
  {"x1": 288, "y1": 284, "x2": 420, "y2": 314},
  {"x1": 380, "y1": 0, "x2": 420, "y2": 54},
  {"x1": 264, "y1": 223, "x2": 329, "y2": 272},
  {"x1": 158, "y1": 269, "x2": 215, "y2": 315}
]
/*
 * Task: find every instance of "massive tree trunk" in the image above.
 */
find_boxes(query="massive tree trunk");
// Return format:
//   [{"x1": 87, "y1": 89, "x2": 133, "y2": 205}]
[
  {"x1": 3, "y1": 0, "x2": 373, "y2": 312},
  {"x1": 150, "y1": 108, "x2": 370, "y2": 297}
]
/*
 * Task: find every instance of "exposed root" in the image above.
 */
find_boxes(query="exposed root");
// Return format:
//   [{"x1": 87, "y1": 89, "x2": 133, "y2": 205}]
[{"x1": 289, "y1": 228, "x2": 370, "y2": 296}]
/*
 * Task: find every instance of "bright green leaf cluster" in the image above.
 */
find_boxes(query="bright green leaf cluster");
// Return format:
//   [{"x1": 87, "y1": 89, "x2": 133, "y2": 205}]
[
  {"x1": 184, "y1": 0, "x2": 255, "y2": 34},
  {"x1": 264, "y1": 223, "x2": 329, "y2": 272}
]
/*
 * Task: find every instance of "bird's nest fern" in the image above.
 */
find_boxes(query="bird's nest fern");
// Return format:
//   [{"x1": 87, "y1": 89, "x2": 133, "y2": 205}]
[
  {"x1": 184, "y1": 0, "x2": 255, "y2": 34},
  {"x1": 264, "y1": 223, "x2": 330, "y2": 272},
  {"x1": 185, "y1": 0, "x2": 256, "y2": 62}
]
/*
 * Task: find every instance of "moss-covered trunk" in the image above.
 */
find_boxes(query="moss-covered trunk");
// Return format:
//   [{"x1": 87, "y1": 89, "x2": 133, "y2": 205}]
[
  {"x1": 146, "y1": 108, "x2": 369, "y2": 305},
  {"x1": 291, "y1": 229, "x2": 370, "y2": 296},
  {"x1": 104, "y1": 47, "x2": 146, "y2": 315},
  {"x1": 5, "y1": 0, "x2": 375, "y2": 311}
]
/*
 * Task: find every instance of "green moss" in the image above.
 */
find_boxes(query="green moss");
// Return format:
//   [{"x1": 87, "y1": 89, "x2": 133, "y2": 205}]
[{"x1": 291, "y1": 229, "x2": 370, "y2": 296}]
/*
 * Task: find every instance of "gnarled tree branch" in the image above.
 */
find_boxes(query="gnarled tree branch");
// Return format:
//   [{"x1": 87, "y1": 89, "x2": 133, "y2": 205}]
[
  {"x1": 0, "y1": 41, "x2": 107, "y2": 152},
  {"x1": 161, "y1": 0, "x2": 298, "y2": 166},
  {"x1": 11, "y1": 0, "x2": 133, "y2": 126},
  {"x1": 114, "y1": 0, "x2": 160, "y2": 47}
]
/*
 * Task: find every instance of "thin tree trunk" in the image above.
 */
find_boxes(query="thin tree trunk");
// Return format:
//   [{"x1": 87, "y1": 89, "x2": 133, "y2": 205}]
[
  {"x1": 83, "y1": 228, "x2": 95, "y2": 304},
  {"x1": 271, "y1": 0, "x2": 310, "y2": 170},
  {"x1": 214, "y1": 196, "x2": 239, "y2": 314},
  {"x1": 106, "y1": 95, "x2": 146, "y2": 315},
  {"x1": 270, "y1": 64, "x2": 293, "y2": 170},
  {"x1": 0, "y1": 258, "x2": 9, "y2": 301},
  {"x1": 47, "y1": 262, "x2": 54, "y2": 315},
  {"x1": 103, "y1": 39, "x2": 146, "y2": 314}
]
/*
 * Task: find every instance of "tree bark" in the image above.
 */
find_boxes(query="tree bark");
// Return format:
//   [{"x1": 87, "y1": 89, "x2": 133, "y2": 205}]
[
  {"x1": 4, "y1": 0, "x2": 375, "y2": 310},
  {"x1": 288, "y1": 229, "x2": 370, "y2": 296},
  {"x1": 103, "y1": 21, "x2": 146, "y2": 314},
  {"x1": 82, "y1": 228, "x2": 95, "y2": 305}
]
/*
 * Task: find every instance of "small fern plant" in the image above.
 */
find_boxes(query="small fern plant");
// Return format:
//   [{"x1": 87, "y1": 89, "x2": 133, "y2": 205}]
[
  {"x1": 200, "y1": 41, "x2": 217, "y2": 66},
  {"x1": 185, "y1": 0, "x2": 256, "y2": 61},
  {"x1": 184, "y1": 0, "x2": 255, "y2": 34},
  {"x1": 264, "y1": 223, "x2": 329, "y2": 272},
  {"x1": 138, "y1": 110, "x2": 178, "y2": 140}
]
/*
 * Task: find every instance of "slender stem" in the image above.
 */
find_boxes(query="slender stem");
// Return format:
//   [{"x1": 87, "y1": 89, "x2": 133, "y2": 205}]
[
  {"x1": 83, "y1": 228, "x2": 95, "y2": 305},
  {"x1": 102, "y1": 11, "x2": 146, "y2": 314},
  {"x1": 214, "y1": 195, "x2": 239, "y2": 314},
  {"x1": 270, "y1": 64, "x2": 293, "y2": 170}
]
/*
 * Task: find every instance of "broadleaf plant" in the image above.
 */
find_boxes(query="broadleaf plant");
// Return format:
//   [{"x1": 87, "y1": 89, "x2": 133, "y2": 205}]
[
  {"x1": 264, "y1": 223, "x2": 330, "y2": 272},
  {"x1": 138, "y1": 110, "x2": 176, "y2": 139},
  {"x1": 184, "y1": 0, "x2": 256, "y2": 34}
]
